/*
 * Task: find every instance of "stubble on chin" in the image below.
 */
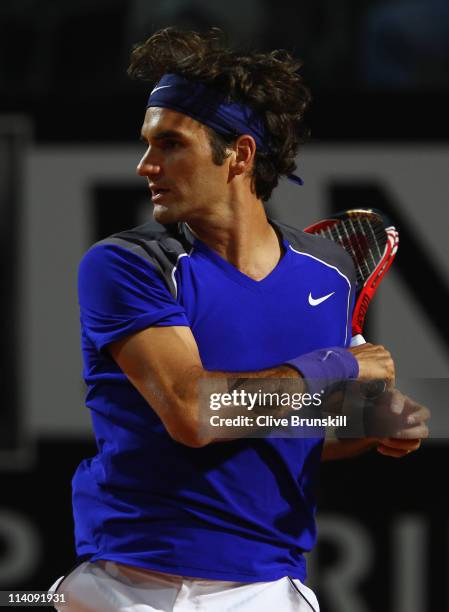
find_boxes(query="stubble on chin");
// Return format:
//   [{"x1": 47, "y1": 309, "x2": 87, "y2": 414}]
[
  {"x1": 152, "y1": 204, "x2": 169, "y2": 223},
  {"x1": 152, "y1": 204, "x2": 183, "y2": 226}
]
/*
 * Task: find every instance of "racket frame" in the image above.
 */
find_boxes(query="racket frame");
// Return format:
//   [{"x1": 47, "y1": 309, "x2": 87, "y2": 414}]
[{"x1": 304, "y1": 209, "x2": 399, "y2": 336}]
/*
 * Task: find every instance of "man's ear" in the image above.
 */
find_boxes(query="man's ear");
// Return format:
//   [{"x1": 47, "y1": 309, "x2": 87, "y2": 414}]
[{"x1": 228, "y1": 134, "x2": 257, "y2": 177}]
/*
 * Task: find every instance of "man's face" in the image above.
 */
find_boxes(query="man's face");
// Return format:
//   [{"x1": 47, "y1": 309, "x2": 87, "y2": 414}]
[{"x1": 137, "y1": 107, "x2": 231, "y2": 225}]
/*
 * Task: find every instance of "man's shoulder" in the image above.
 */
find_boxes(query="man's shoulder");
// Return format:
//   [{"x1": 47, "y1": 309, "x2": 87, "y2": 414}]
[
  {"x1": 273, "y1": 219, "x2": 356, "y2": 283},
  {"x1": 95, "y1": 222, "x2": 191, "y2": 260},
  {"x1": 85, "y1": 222, "x2": 193, "y2": 298}
]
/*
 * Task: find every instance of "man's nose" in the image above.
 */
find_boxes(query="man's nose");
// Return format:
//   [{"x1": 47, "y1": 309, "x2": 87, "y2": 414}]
[{"x1": 136, "y1": 147, "x2": 162, "y2": 177}]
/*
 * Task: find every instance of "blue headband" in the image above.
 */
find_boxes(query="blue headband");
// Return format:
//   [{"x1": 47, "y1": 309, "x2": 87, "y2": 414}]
[{"x1": 146, "y1": 73, "x2": 303, "y2": 186}]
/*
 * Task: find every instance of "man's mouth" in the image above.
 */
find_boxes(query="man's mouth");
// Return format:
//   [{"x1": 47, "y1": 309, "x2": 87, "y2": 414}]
[{"x1": 151, "y1": 188, "x2": 170, "y2": 202}]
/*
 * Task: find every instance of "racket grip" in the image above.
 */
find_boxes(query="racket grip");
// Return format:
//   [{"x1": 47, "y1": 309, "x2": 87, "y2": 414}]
[{"x1": 350, "y1": 334, "x2": 366, "y2": 347}]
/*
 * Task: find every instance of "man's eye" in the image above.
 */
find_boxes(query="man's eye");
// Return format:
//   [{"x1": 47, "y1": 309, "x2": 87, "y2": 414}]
[{"x1": 162, "y1": 140, "x2": 181, "y2": 149}]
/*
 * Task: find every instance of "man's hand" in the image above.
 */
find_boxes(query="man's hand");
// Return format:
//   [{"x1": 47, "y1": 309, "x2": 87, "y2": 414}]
[
  {"x1": 347, "y1": 343, "x2": 430, "y2": 456},
  {"x1": 349, "y1": 343, "x2": 395, "y2": 387},
  {"x1": 322, "y1": 386, "x2": 430, "y2": 461},
  {"x1": 374, "y1": 388, "x2": 430, "y2": 457}
]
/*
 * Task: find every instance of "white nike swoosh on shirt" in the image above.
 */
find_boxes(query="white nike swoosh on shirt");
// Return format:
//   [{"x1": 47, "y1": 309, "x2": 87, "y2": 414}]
[
  {"x1": 308, "y1": 291, "x2": 335, "y2": 306},
  {"x1": 150, "y1": 85, "x2": 173, "y2": 95}
]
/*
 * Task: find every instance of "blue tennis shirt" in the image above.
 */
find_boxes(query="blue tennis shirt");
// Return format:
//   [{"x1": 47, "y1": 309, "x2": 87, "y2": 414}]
[{"x1": 73, "y1": 219, "x2": 356, "y2": 582}]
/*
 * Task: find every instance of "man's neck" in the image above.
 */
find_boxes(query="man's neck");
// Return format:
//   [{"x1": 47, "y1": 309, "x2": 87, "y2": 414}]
[{"x1": 186, "y1": 197, "x2": 284, "y2": 281}]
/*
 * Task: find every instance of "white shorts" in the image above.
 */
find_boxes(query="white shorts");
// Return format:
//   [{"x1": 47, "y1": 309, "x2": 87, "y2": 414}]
[{"x1": 50, "y1": 561, "x2": 319, "y2": 611}]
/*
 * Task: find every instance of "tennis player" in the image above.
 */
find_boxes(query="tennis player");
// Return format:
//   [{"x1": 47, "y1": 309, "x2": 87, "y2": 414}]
[{"x1": 52, "y1": 28, "x2": 429, "y2": 611}]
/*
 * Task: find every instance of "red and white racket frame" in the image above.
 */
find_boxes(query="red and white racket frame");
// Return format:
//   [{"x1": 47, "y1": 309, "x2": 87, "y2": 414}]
[{"x1": 304, "y1": 212, "x2": 399, "y2": 342}]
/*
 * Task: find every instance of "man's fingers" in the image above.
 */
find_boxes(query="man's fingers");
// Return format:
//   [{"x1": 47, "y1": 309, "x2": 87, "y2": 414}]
[
  {"x1": 377, "y1": 444, "x2": 414, "y2": 458},
  {"x1": 404, "y1": 403, "x2": 431, "y2": 424},
  {"x1": 392, "y1": 424, "x2": 429, "y2": 439},
  {"x1": 389, "y1": 389, "x2": 406, "y2": 414},
  {"x1": 377, "y1": 437, "x2": 422, "y2": 451},
  {"x1": 374, "y1": 390, "x2": 430, "y2": 455},
  {"x1": 383, "y1": 390, "x2": 430, "y2": 419}
]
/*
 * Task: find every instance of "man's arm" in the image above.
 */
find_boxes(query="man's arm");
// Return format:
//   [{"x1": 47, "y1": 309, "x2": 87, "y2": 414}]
[
  {"x1": 109, "y1": 325, "x2": 395, "y2": 448},
  {"x1": 109, "y1": 325, "x2": 303, "y2": 447}
]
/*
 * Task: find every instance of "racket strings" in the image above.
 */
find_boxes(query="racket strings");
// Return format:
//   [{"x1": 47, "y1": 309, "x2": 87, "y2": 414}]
[
  {"x1": 350, "y1": 217, "x2": 387, "y2": 281},
  {"x1": 319, "y1": 223, "x2": 369, "y2": 282},
  {"x1": 356, "y1": 217, "x2": 376, "y2": 271},
  {"x1": 342, "y1": 218, "x2": 367, "y2": 283},
  {"x1": 319, "y1": 215, "x2": 387, "y2": 288},
  {"x1": 324, "y1": 224, "x2": 367, "y2": 283},
  {"x1": 319, "y1": 225, "x2": 367, "y2": 287},
  {"x1": 347, "y1": 217, "x2": 371, "y2": 283}
]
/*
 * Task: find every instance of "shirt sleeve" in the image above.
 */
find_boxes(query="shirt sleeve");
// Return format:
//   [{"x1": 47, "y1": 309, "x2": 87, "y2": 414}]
[{"x1": 78, "y1": 243, "x2": 189, "y2": 352}]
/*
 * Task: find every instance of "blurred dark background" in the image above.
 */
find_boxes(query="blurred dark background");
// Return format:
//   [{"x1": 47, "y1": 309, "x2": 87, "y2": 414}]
[
  {"x1": 1, "y1": 0, "x2": 449, "y2": 141},
  {"x1": 1, "y1": 1, "x2": 448, "y2": 611}
]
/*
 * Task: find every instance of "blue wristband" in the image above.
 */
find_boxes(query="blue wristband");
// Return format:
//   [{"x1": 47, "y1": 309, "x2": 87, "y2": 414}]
[{"x1": 286, "y1": 347, "x2": 359, "y2": 396}]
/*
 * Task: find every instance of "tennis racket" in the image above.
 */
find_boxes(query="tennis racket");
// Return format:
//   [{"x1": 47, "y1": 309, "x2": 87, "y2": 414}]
[{"x1": 304, "y1": 208, "x2": 399, "y2": 347}]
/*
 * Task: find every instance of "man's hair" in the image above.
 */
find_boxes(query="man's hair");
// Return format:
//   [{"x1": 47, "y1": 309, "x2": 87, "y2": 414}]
[{"x1": 128, "y1": 28, "x2": 311, "y2": 201}]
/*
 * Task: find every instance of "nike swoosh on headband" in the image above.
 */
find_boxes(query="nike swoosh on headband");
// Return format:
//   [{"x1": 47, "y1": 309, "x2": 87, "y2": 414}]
[{"x1": 150, "y1": 85, "x2": 173, "y2": 95}]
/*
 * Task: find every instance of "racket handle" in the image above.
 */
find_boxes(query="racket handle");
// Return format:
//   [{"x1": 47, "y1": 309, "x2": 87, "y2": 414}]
[{"x1": 350, "y1": 334, "x2": 366, "y2": 347}]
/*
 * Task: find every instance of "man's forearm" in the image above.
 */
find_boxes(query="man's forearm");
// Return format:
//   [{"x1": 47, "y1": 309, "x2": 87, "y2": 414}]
[
  {"x1": 204, "y1": 364, "x2": 303, "y2": 380},
  {"x1": 174, "y1": 364, "x2": 306, "y2": 446},
  {"x1": 171, "y1": 346, "x2": 359, "y2": 446}
]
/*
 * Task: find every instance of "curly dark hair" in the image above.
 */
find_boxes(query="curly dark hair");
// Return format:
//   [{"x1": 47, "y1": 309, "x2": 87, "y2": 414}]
[{"x1": 128, "y1": 28, "x2": 311, "y2": 201}]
